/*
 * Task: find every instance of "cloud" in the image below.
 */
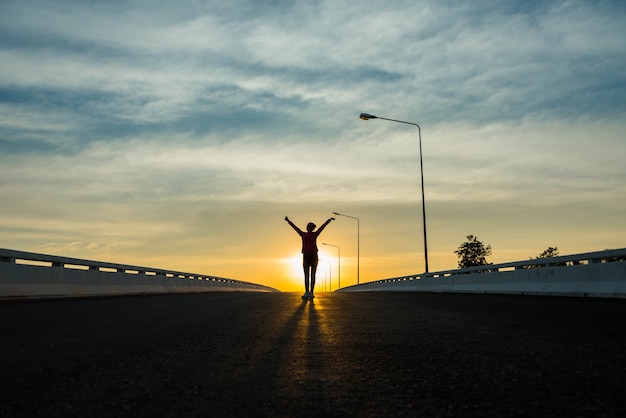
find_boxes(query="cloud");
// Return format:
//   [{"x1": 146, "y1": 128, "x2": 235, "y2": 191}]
[{"x1": 1, "y1": 0, "x2": 625, "y2": 287}]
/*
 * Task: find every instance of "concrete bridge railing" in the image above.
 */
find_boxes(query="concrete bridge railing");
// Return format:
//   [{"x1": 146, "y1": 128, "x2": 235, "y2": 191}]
[
  {"x1": 338, "y1": 248, "x2": 626, "y2": 298},
  {"x1": 0, "y1": 248, "x2": 278, "y2": 299}
]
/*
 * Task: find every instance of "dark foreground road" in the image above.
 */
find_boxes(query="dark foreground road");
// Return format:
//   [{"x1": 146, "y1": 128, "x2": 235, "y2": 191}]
[{"x1": 2, "y1": 292, "x2": 626, "y2": 417}]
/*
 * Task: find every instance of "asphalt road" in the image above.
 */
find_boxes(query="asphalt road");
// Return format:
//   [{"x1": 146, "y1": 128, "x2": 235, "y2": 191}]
[{"x1": 2, "y1": 292, "x2": 626, "y2": 417}]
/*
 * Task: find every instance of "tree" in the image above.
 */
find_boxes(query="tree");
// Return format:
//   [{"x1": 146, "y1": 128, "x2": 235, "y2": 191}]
[
  {"x1": 536, "y1": 246, "x2": 559, "y2": 258},
  {"x1": 454, "y1": 235, "x2": 492, "y2": 268},
  {"x1": 527, "y1": 246, "x2": 565, "y2": 268}
]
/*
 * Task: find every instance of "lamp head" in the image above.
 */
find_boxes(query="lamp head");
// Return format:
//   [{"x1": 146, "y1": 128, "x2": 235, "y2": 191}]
[{"x1": 359, "y1": 113, "x2": 377, "y2": 120}]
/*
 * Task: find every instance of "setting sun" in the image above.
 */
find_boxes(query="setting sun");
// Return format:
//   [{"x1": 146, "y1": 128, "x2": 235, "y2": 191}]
[
  {"x1": 278, "y1": 251, "x2": 337, "y2": 293},
  {"x1": 282, "y1": 252, "x2": 305, "y2": 288}
]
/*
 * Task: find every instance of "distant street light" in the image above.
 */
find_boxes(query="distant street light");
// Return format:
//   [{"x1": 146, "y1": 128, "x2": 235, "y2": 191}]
[
  {"x1": 359, "y1": 112, "x2": 429, "y2": 273},
  {"x1": 319, "y1": 259, "x2": 332, "y2": 292},
  {"x1": 319, "y1": 271, "x2": 327, "y2": 292},
  {"x1": 332, "y1": 212, "x2": 360, "y2": 284},
  {"x1": 322, "y1": 243, "x2": 341, "y2": 290}
]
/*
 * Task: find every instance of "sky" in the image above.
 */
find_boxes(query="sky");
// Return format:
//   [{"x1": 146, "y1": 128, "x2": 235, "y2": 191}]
[{"x1": 1, "y1": 0, "x2": 625, "y2": 292}]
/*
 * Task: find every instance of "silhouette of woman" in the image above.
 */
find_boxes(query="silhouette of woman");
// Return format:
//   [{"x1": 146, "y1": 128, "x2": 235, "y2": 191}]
[{"x1": 285, "y1": 216, "x2": 335, "y2": 299}]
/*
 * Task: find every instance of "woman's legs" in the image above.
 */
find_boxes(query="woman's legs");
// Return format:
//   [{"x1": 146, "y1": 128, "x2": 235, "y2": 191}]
[
  {"x1": 302, "y1": 253, "x2": 319, "y2": 294},
  {"x1": 309, "y1": 256, "x2": 318, "y2": 293},
  {"x1": 302, "y1": 263, "x2": 310, "y2": 293}
]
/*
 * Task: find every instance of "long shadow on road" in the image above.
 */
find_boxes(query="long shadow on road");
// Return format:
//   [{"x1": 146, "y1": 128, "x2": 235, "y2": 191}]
[{"x1": 2, "y1": 292, "x2": 626, "y2": 417}]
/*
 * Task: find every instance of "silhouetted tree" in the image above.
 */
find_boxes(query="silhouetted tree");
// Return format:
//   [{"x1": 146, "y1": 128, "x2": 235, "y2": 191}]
[
  {"x1": 536, "y1": 246, "x2": 559, "y2": 258},
  {"x1": 454, "y1": 235, "x2": 492, "y2": 268},
  {"x1": 527, "y1": 246, "x2": 565, "y2": 268}
]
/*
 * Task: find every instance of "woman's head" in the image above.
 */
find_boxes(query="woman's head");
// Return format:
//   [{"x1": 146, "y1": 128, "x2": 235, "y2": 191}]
[{"x1": 306, "y1": 222, "x2": 316, "y2": 232}]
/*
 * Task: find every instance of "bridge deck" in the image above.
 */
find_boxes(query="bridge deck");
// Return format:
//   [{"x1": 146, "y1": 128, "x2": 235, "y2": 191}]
[{"x1": 2, "y1": 292, "x2": 626, "y2": 417}]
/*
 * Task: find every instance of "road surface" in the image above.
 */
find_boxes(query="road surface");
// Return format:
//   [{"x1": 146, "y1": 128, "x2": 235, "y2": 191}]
[{"x1": 2, "y1": 292, "x2": 626, "y2": 417}]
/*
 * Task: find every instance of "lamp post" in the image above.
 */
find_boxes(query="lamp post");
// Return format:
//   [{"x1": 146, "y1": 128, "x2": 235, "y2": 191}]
[
  {"x1": 332, "y1": 212, "x2": 360, "y2": 284},
  {"x1": 319, "y1": 259, "x2": 331, "y2": 292},
  {"x1": 319, "y1": 271, "x2": 327, "y2": 292},
  {"x1": 322, "y1": 242, "x2": 340, "y2": 290},
  {"x1": 359, "y1": 112, "x2": 429, "y2": 273}
]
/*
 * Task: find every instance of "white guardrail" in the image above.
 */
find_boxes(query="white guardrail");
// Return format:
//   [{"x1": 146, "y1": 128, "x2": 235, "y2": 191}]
[
  {"x1": 337, "y1": 248, "x2": 626, "y2": 298},
  {"x1": 0, "y1": 248, "x2": 278, "y2": 299}
]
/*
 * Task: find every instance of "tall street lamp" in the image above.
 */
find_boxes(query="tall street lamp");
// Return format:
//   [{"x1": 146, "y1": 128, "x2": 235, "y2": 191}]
[
  {"x1": 322, "y1": 242, "x2": 340, "y2": 290},
  {"x1": 332, "y1": 212, "x2": 360, "y2": 284},
  {"x1": 359, "y1": 112, "x2": 429, "y2": 273}
]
